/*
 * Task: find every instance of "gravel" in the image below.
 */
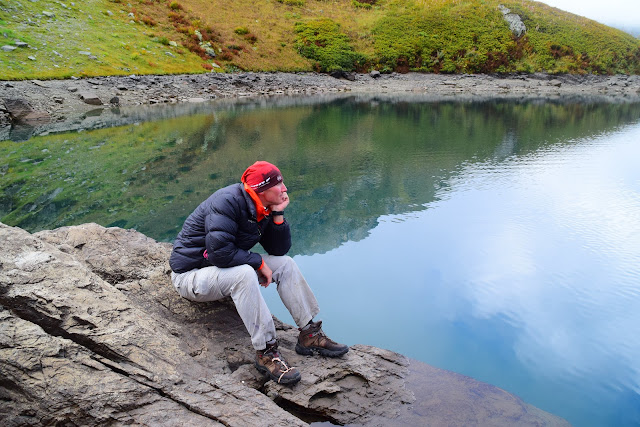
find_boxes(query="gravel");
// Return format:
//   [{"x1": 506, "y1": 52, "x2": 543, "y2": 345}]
[{"x1": 2, "y1": 71, "x2": 639, "y2": 139}]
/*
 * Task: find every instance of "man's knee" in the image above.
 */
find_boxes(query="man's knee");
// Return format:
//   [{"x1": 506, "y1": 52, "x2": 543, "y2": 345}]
[
  {"x1": 232, "y1": 265, "x2": 260, "y2": 292},
  {"x1": 280, "y1": 255, "x2": 295, "y2": 266},
  {"x1": 274, "y1": 255, "x2": 299, "y2": 270}
]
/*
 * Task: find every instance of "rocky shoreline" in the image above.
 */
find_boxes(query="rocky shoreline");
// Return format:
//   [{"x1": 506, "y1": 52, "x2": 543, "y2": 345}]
[
  {"x1": 0, "y1": 222, "x2": 571, "y2": 426},
  {"x1": 2, "y1": 71, "x2": 640, "y2": 128}
]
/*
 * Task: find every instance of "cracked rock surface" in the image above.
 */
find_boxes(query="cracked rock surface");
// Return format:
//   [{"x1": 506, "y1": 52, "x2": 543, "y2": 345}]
[{"x1": 0, "y1": 222, "x2": 570, "y2": 426}]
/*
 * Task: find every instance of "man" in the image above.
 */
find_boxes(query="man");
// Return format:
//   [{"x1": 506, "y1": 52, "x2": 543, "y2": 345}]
[{"x1": 169, "y1": 161, "x2": 348, "y2": 385}]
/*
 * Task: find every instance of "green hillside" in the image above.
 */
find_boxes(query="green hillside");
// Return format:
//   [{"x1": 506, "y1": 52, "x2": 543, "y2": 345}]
[{"x1": 1, "y1": 0, "x2": 639, "y2": 80}]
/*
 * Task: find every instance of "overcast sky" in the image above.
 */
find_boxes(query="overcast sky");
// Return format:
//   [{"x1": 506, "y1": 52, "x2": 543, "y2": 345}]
[{"x1": 540, "y1": 0, "x2": 640, "y2": 30}]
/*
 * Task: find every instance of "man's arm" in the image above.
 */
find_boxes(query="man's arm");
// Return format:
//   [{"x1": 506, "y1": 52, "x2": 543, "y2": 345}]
[
  {"x1": 260, "y1": 218, "x2": 291, "y2": 256},
  {"x1": 204, "y1": 198, "x2": 263, "y2": 269}
]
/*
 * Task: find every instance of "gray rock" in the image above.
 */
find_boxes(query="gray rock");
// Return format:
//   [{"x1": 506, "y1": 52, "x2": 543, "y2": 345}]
[
  {"x1": 1, "y1": 98, "x2": 34, "y2": 119},
  {"x1": 42, "y1": 11, "x2": 55, "y2": 18},
  {"x1": 204, "y1": 47, "x2": 216, "y2": 58},
  {"x1": 370, "y1": 70, "x2": 381, "y2": 78},
  {"x1": 78, "y1": 92, "x2": 103, "y2": 105},
  {"x1": 109, "y1": 96, "x2": 119, "y2": 105},
  {"x1": 0, "y1": 222, "x2": 572, "y2": 426},
  {"x1": 67, "y1": 86, "x2": 79, "y2": 92},
  {"x1": 1, "y1": 45, "x2": 16, "y2": 51},
  {"x1": 78, "y1": 51, "x2": 92, "y2": 56},
  {"x1": 15, "y1": 41, "x2": 28, "y2": 48},
  {"x1": 329, "y1": 70, "x2": 356, "y2": 81},
  {"x1": 498, "y1": 5, "x2": 527, "y2": 38},
  {"x1": 1, "y1": 98, "x2": 50, "y2": 122}
]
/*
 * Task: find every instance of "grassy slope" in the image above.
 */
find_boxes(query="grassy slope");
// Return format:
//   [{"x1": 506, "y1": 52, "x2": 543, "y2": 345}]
[
  {"x1": 0, "y1": 0, "x2": 212, "y2": 79},
  {"x1": 0, "y1": 0, "x2": 638, "y2": 80}
]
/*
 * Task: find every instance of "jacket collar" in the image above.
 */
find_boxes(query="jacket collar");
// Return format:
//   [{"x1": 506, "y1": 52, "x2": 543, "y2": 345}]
[{"x1": 243, "y1": 183, "x2": 270, "y2": 222}]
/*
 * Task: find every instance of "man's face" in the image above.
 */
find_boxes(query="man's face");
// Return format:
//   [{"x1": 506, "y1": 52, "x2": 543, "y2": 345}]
[{"x1": 261, "y1": 182, "x2": 288, "y2": 206}]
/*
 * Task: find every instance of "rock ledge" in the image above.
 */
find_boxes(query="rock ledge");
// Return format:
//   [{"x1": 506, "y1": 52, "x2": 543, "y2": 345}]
[{"x1": 0, "y1": 222, "x2": 570, "y2": 426}]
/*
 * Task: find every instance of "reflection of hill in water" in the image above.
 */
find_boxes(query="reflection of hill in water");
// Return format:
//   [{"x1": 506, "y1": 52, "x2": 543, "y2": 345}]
[{"x1": 2, "y1": 96, "x2": 640, "y2": 255}]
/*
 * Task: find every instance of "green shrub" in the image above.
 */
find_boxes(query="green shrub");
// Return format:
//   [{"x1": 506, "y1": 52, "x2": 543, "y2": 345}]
[
  {"x1": 505, "y1": 1, "x2": 640, "y2": 74},
  {"x1": 352, "y1": 1, "x2": 372, "y2": 9},
  {"x1": 234, "y1": 26, "x2": 249, "y2": 35},
  {"x1": 372, "y1": 1, "x2": 516, "y2": 73},
  {"x1": 277, "y1": 0, "x2": 305, "y2": 6},
  {"x1": 294, "y1": 18, "x2": 367, "y2": 72}
]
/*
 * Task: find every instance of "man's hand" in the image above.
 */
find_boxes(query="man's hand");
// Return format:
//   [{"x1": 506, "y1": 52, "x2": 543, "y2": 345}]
[
  {"x1": 269, "y1": 192, "x2": 289, "y2": 212},
  {"x1": 258, "y1": 263, "x2": 273, "y2": 287}
]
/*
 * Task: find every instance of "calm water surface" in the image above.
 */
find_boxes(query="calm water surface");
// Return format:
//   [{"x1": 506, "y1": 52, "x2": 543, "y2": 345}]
[{"x1": 2, "y1": 95, "x2": 640, "y2": 426}]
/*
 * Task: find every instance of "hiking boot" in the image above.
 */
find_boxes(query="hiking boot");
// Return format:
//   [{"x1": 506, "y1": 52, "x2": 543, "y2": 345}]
[
  {"x1": 255, "y1": 341, "x2": 301, "y2": 385},
  {"x1": 295, "y1": 321, "x2": 349, "y2": 357}
]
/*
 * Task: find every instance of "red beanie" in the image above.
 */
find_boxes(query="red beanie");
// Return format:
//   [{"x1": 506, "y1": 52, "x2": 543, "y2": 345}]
[{"x1": 241, "y1": 161, "x2": 283, "y2": 193}]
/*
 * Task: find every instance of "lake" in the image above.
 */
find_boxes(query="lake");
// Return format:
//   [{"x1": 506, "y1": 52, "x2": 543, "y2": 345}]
[{"x1": 1, "y1": 94, "x2": 639, "y2": 427}]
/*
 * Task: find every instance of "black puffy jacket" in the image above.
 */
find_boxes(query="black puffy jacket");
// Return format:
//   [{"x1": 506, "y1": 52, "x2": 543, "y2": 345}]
[{"x1": 169, "y1": 183, "x2": 291, "y2": 273}]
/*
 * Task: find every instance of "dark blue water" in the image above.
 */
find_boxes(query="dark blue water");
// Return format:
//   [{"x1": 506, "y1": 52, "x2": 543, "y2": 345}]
[{"x1": 2, "y1": 95, "x2": 640, "y2": 426}]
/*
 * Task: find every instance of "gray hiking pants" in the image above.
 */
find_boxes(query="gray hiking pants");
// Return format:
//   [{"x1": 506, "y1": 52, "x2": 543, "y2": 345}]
[{"x1": 170, "y1": 255, "x2": 320, "y2": 350}]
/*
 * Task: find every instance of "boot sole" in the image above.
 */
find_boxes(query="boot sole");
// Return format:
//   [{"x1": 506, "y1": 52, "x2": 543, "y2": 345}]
[
  {"x1": 295, "y1": 343, "x2": 349, "y2": 358},
  {"x1": 255, "y1": 362, "x2": 301, "y2": 385}
]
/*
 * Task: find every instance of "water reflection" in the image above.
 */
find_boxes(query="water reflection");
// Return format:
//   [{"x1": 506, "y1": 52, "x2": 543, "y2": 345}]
[
  {"x1": 269, "y1": 124, "x2": 640, "y2": 427},
  {"x1": 2, "y1": 96, "x2": 640, "y2": 426},
  {"x1": 2, "y1": 96, "x2": 640, "y2": 248}
]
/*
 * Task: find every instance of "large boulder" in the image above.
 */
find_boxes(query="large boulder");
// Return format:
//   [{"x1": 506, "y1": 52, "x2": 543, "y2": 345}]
[
  {"x1": 0, "y1": 223, "x2": 570, "y2": 426},
  {"x1": 499, "y1": 5, "x2": 527, "y2": 38},
  {"x1": 1, "y1": 98, "x2": 50, "y2": 123}
]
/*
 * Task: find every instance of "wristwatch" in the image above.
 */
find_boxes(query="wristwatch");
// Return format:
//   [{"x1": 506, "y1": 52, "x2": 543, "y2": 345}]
[{"x1": 271, "y1": 210, "x2": 285, "y2": 216}]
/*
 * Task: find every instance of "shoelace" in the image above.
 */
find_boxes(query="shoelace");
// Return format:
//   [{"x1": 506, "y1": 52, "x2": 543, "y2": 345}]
[{"x1": 270, "y1": 356, "x2": 295, "y2": 383}]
